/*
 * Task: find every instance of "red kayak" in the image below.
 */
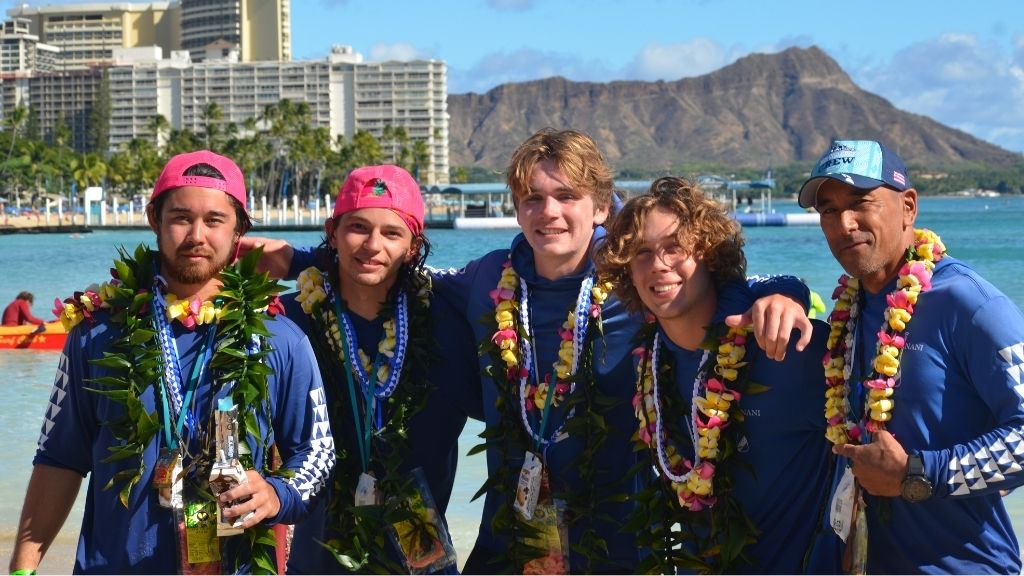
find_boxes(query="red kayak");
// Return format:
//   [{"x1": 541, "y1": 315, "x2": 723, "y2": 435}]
[{"x1": 0, "y1": 321, "x2": 67, "y2": 350}]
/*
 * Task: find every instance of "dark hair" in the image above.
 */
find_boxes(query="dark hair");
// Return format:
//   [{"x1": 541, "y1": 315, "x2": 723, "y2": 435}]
[
  {"x1": 16, "y1": 291, "x2": 33, "y2": 303},
  {"x1": 595, "y1": 176, "x2": 747, "y2": 313},
  {"x1": 148, "y1": 162, "x2": 253, "y2": 235},
  {"x1": 315, "y1": 220, "x2": 433, "y2": 303}
]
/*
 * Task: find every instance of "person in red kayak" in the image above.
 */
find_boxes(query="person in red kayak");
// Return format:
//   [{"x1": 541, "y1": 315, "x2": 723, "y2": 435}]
[{"x1": 2, "y1": 291, "x2": 46, "y2": 327}]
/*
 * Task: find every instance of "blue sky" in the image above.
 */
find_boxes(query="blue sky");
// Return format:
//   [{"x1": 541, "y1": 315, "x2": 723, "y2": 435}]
[
  {"x1": 290, "y1": 0, "x2": 1024, "y2": 153},
  {"x1": 7, "y1": 0, "x2": 1024, "y2": 152}
]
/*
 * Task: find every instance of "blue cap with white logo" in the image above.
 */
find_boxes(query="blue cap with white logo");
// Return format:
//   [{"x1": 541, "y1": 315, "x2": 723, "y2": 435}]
[{"x1": 798, "y1": 140, "x2": 912, "y2": 208}]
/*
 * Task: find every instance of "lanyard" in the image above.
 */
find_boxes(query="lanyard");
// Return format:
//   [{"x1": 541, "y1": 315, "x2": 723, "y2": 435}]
[
  {"x1": 333, "y1": 294, "x2": 384, "y2": 473},
  {"x1": 154, "y1": 302, "x2": 217, "y2": 451}
]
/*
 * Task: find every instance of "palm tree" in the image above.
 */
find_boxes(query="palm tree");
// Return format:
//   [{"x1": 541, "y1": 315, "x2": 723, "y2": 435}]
[
  {"x1": 146, "y1": 114, "x2": 170, "y2": 151},
  {"x1": 0, "y1": 105, "x2": 30, "y2": 187}
]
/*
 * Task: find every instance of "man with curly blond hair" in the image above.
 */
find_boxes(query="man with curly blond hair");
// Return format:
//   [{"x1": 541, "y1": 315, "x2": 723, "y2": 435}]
[{"x1": 594, "y1": 176, "x2": 841, "y2": 573}]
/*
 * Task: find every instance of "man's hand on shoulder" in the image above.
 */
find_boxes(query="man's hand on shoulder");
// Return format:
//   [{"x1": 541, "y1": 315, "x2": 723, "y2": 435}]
[
  {"x1": 725, "y1": 294, "x2": 812, "y2": 361},
  {"x1": 237, "y1": 236, "x2": 293, "y2": 279}
]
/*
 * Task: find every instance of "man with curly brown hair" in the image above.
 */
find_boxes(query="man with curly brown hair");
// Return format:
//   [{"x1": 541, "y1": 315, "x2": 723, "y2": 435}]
[{"x1": 594, "y1": 176, "x2": 841, "y2": 573}]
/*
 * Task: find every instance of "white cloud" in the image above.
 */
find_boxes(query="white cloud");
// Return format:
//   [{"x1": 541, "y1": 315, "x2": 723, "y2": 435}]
[
  {"x1": 853, "y1": 34, "x2": 1024, "y2": 152},
  {"x1": 625, "y1": 39, "x2": 729, "y2": 81},
  {"x1": 368, "y1": 43, "x2": 431, "y2": 62}
]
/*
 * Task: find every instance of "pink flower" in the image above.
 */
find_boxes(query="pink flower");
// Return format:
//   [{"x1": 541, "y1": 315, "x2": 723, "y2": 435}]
[
  {"x1": 52, "y1": 298, "x2": 64, "y2": 318},
  {"x1": 554, "y1": 381, "x2": 570, "y2": 395},
  {"x1": 848, "y1": 426, "x2": 862, "y2": 442},
  {"x1": 589, "y1": 303, "x2": 600, "y2": 318},
  {"x1": 506, "y1": 366, "x2": 528, "y2": 381},
  {"x1": 488, "y1": 287, "x2": 514, "y2": 306},
  {"x1": 632, "y1": 346, "x2": 650, "y2": 359},
  {"x1": 864, "y1": 377, "x2": 896, "y2": 390},
  {"x1": 886, "y1": 290, "x2": 915, "y2": 313},
  {"x1": 558, "y1": 327, "x2": 573, "y2": 341},
  {"x1": 877, "y1": 331, "x2": 905, "y2": 349},
  {"x1": 492, "y1": 328, "x2": 517, "y2": 346},
  {"x1": 695, "y1": 462, "x2": 715, "y2": 480},
  {"x1": 900, "y1": 262, "x2": 933, "y2": 291}
]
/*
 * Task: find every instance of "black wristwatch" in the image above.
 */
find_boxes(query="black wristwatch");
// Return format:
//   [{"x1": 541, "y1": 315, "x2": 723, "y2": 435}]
[{"x1": 901, "y1": 454, "x2": 933, "y2": 503}]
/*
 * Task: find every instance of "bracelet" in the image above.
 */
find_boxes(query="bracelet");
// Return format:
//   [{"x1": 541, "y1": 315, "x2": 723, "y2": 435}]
[{"x1": 11, "y1": 570, "x2": 37, "y2": 575}]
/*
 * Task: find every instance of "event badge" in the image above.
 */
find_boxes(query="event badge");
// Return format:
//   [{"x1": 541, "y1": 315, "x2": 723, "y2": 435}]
[
  {"x1": 521, "y1": 471, "x2": 570, "y2": 574},
  {"x1": 514, "y1": 451, "x2": 543, "y2": 520},
  {"x1": 830, "y1": 464, "x2": 856, "y2": 542},
  {"x1": 208, "y1": 402, "x2": 253, "y2": 536},
  {"x1": 355, "y1": 472, "x2": 378, "y2": 507},
  {"x1": 388, "y1": 468, "x2": 457, "y2": 574},
  {"x1": 154, "y1": 447, "x2": 183, "y2": 509},
  {"x1": 184, "y1": 499, "x2": 220, "y2": 566}
]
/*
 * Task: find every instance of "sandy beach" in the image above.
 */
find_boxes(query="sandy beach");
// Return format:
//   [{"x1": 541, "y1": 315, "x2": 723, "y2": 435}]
[{"x1": 0, "y1": 530, "x2": 78, "y2": 574}]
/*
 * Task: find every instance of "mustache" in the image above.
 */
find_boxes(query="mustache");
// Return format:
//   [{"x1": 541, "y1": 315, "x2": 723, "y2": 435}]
[{"x1": 175, "y1": 244, "x2": 215, "y2": 258}]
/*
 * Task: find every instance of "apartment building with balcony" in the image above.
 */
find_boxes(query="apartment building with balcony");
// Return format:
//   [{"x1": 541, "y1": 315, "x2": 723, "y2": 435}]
[{"x1": 180, "y1": 0, "x2": 290, "y2": 63}]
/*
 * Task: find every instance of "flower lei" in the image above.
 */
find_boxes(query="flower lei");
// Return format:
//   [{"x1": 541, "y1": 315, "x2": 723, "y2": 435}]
[
  {"x1": 634, "y1": 325, "x2": 750, "y2": 511},
  {"x1": 57, "y1": 244, "x2": 284, "y2": 574},
  {"x1": 295, "y1": 264, "x2": 434, "y2": 573},
  {"x1": 479, "y1": 258, "x2": 617, "y2": 573},
  {"x1": 823, "y1": 228, "x2": 945, "y2": 445},
  {"x1": 58, "y1": 285, "x2": 226, "y2": 332},
  {"x1": 628, "y1": 320, "x2": 761, "y2": 573},
  {"x1": 490, "y1": 260, "x2": 614, "y2": 444}
]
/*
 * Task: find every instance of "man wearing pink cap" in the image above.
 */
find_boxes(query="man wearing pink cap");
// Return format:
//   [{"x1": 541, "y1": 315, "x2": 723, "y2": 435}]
[
  {"x1": 280, "y1": 165, "x2": 478, "y2": 573},
  {"x1": 10, "y1": 151, "x2": 334, "y2": 574}
]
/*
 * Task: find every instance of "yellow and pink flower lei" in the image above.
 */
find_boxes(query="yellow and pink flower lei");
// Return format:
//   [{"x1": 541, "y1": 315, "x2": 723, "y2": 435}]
[
  {"x1": 823, "y1": 228, "x2": 945, "y2": 445},
  {"x1": 634, "y1": 323, "x2": 751, "y2": 511},
  {"x1": 489, "y1": 259, "x2": 613, "y2": 412}
]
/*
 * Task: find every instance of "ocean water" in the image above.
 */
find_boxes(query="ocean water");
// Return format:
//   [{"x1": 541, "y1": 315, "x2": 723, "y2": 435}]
[{"x1": 1, "y1": 196, "x2": 1023, "y2": 565}]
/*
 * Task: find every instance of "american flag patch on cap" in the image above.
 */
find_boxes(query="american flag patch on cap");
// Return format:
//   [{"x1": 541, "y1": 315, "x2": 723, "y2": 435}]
[{"x1": 893, "y1": 171, "x2": 906, "y2": 186}]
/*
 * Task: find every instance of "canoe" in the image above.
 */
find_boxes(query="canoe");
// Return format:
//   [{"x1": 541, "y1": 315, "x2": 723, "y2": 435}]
[{"x1": 0, "y1": 320, "x2": 66, "y2": 350}]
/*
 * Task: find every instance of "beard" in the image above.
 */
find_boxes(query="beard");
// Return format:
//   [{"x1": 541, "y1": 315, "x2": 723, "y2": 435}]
[{"x1": 159, "y1": 237, "x2": 234, "y2": 286}]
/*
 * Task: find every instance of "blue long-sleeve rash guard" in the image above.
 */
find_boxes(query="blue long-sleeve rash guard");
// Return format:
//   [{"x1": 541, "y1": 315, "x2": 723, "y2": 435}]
[
  {"x1": 659, "y1": 300, "x2": 841, "y2": 574},
  {"x1": 282, "y1": 282, "x2": 481, "y2": 574},
  {"x1": 288, "y1": 234, "x2": 809, "y2": 572},
  {"x1": 835, "y1": 256, "x2": 1024, "y2": 574},
  {"x1": 35, "y1": 311, "x2": 333, "y2": 574}
]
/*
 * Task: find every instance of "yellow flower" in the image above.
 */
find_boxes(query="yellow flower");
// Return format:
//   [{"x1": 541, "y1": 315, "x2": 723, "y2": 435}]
[
  {"x1": 887, "y1": 308, "x2": 911, "y2": 331},
  {"x1": 500, "y1": 349, "x2": 517, "y2": 366}
]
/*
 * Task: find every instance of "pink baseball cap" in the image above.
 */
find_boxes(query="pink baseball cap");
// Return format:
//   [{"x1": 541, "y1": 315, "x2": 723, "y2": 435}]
[
  {"x1": 152, "y1": 150, "x2": 247, "y2": 212},
  {"x1": 333, "y1": 165, "x2": 424, "y2": 235}
]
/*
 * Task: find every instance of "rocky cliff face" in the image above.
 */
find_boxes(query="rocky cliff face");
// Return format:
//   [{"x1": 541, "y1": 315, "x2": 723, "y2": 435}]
[{"x1": 448, "y1": 46, "x2": 1019, "y2": 170}]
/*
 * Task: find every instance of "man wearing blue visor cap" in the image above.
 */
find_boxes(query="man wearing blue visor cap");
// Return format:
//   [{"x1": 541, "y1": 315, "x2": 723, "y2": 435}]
[{"x1": 801, "y1": 140, "x2": 1024, "y2": 574}]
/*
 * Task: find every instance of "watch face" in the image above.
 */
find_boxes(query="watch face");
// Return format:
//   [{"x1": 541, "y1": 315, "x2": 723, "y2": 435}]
[{"x1": 902, "y1": 477, "x2": 932, "y2": 502}]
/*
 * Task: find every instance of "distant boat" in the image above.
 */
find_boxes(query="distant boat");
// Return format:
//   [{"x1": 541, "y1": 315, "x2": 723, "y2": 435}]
[{"x1": 0, "y1": 321, "x2": 66, "y2": 350}]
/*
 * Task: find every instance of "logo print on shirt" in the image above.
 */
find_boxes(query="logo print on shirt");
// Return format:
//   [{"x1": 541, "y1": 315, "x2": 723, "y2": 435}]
[{"x1": 998, "y1": 342, "x2": 1024, "y2": 402}]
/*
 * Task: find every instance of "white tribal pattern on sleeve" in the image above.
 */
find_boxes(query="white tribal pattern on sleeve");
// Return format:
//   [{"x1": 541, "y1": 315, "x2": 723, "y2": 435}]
[
  {"x1": 946, "y1": 342, "x2": 1024, "y2": 496},
  {"x1": 37, "y1": 352, "x2": 70, "y2": 450},
  {"x1": 289, "y1": 386, "x2": 335, "y2": 500}
]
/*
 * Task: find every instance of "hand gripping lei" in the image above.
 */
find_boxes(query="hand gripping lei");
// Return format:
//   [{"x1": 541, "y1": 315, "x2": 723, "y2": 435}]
[
  {"x1": 295, "y1": 264, "x2": 435, "y2": 573},
  {"x1": 823, "y1": 228, "x2": 946, "y2": 445}
]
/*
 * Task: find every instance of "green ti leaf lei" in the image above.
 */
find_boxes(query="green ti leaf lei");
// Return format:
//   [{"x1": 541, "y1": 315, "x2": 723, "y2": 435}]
[
  {"x1": 624, "y1": 321, "x2": 767, "y2": 575},
  {"x1": 296, "y1": 265, "x2": 436, "y2": 573},
  {"x1": 473, "y1": 275, "x2": 621, "y2": 574},
  {"x1": 79, "y1": 244, "x2": 285, "y2": 574}
]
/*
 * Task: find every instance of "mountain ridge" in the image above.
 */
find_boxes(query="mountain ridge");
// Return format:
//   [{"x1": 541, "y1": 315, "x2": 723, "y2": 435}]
[{"x1": 447, "y1": 46, "x2": 1020, "y2": 171}]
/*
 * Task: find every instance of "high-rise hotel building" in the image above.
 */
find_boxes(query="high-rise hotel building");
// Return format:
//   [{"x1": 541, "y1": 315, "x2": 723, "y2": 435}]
[{"x1": 1, "y1": 0, "x2": 450, "y2": 184}]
